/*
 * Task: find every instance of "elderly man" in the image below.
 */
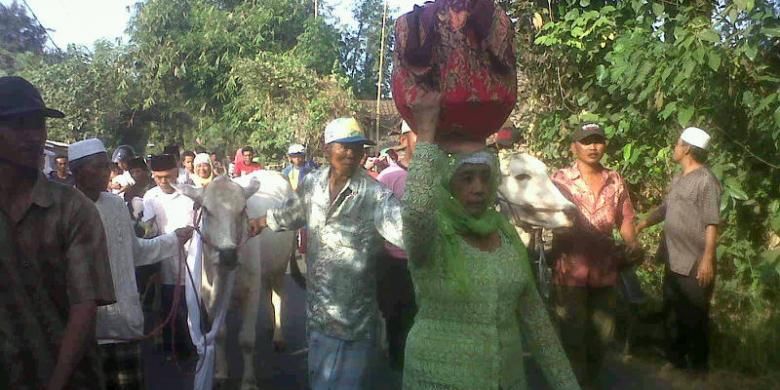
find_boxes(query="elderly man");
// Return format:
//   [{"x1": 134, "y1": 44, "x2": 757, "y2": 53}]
[
  {"x1": 249, "y1": 117, "x2": 404, "y2": 389},
  {"x1": 162, "y1": 145, "x2": 194, "y2": 186},
  {"x1": 550, "y1": 123, "x2": 639, "y2": 387},
  {"x1": 637, "y1": 127, "x2": 721, "y2": 374},
  {"x1": 0, "y1": 76, "x2": 115, "y2": 389},
  {"x1": 68, "y1": 138, "x2": 194, "y2": 389},
  {"x1": 142, "y1": 153, "x2": 196, "y2": 359}
]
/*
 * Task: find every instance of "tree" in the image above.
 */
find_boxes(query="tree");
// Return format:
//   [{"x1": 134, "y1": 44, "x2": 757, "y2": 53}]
[
  {"x1": 128, "y1": 0, "x2": 351, "y2": 159},
  {"x1": 341, "y1": 0, "x2": 395, "y2": 98},
  {"x1": 0, "y1": 1, "x2": 48, "y2": 72}
]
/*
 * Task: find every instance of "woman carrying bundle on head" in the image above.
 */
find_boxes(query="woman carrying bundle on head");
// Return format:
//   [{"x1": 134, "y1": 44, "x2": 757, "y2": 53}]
[{"x1": 400, "y1": 90, "x2": 579, "y2": 390}]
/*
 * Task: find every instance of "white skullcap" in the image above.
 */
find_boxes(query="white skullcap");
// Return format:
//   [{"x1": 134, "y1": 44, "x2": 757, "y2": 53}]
[
  {"x1": 401, "y1": 120, "x2": 412, "y2": 134},
  {"x1": 193, "y1": 153, "x2": 211, "y2": 166},
  {"x1": 680, "y1": 127, "x2": 711, "y2": 150},
  {"x1": 68, "y1": 138, "x2": 107, "y2": 162},
  {"x1": 287, "y1": 143, "x2": 306, "y2": 155}
]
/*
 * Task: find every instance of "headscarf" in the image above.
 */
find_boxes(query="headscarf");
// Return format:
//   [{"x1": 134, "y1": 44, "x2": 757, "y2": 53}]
[
  {"x1": 434, "y1": 149, "x2": 530, "y2": 293},
  {"x1": 192, "y1": 153, "x2": 213, "y2": 187}
]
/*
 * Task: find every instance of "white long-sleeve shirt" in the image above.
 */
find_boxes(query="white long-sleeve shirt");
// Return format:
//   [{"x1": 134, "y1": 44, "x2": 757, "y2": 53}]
[
  {"x1": 94, "y1": 192, "x2": 180, "y2": 344},
  {"x1": 142, "y1": 186, "x2": 195, "y2": 285}
]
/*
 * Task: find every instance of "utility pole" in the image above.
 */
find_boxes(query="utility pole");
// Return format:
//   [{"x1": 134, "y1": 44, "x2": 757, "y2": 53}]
[
  {"x1": 375, "y1": 0, "x2": 389, "y2": 142},
  {"x1": 314, "y1": 0, "x2": 318, "y2": 19}
]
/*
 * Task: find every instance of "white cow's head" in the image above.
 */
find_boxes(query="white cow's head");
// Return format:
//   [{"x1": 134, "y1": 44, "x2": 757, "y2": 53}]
[
  {"x1": 178, "y1": 175, "x2": 260, "y2": 269},
  {"x1": 497, "y1": 152, "x2": 575, "y2": 229}
]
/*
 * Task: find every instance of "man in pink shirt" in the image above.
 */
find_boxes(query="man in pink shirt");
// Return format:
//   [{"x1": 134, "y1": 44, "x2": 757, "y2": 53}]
[
  {"x1": 550, "y1": 123, "x2": 639, "y2": 387},
  {"x1": 376, "y1": 120, "x2": 417, "y2": 371}
]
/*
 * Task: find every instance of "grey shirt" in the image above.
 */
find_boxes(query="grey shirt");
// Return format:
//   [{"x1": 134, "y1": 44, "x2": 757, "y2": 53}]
[
  {"x1": 267, "y1": 166, "x2": 404, "y2": 340},
  {"x1": 652, "y1": 167, "x2": 721, "y2": 276}
]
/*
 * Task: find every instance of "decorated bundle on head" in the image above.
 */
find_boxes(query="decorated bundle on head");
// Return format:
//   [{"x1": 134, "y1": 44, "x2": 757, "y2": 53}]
[{"x1": 391, "y1": 0, "x2": 517, "y2": 143}]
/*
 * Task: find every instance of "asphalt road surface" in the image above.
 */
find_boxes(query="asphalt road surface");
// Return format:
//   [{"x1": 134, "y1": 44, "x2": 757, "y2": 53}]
[{"x1": 142, "y1": 273, "x2": 672, "y2": 389}]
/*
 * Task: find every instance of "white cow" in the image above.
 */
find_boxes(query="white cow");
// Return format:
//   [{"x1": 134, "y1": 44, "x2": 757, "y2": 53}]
[
  {"x1": 496, "y1": 151, "x2": 575, "y2": 230},
  {"x1": 178, "y1": 171, "x2": 296, "y2": 390}
]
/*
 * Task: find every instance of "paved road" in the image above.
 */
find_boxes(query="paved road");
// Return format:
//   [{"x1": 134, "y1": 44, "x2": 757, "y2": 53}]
[{"x1": 142, "y1": 274, "x2": 672, "y2": 389}]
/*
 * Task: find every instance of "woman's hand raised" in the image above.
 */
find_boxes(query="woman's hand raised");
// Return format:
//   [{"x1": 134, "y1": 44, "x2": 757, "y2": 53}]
[
  {"x1": 408, "y1": 88, "x2": 441, "y2": 143},
  {"x1": 408, "y1": 89, "x2": 485, "y2": 154}
]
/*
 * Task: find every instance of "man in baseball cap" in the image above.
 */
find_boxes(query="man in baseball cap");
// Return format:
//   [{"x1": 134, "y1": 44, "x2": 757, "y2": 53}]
[
  {"x1": 248, "y1": 117, "x2": 403, "y2": 389},
  {"x1": 0, "y1": 76, "x2": 116, "y2": 389},
  {"x1": 637, "y1": 127, "x2": 720, "y2": 373},
  {"x1": 283, "y1": 143, "x2": 311, "y2": 192}
]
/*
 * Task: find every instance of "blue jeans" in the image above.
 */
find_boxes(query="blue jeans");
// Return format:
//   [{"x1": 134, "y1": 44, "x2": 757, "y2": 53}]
[{"x1": 308, "y1": 330, "x2": 378, "y2": 390}]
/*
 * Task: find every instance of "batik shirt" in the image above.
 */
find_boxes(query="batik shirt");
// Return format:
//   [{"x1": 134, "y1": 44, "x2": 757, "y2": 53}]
[
  {"x1": 267, "y1": 166, "x2": 404, "y2": 340},
  {"x1": 550, "y1": 163, "x2": 636, "y2": 287},
  {"x1": 0, "y1": 174, "x2": 115, "y2": 389}
]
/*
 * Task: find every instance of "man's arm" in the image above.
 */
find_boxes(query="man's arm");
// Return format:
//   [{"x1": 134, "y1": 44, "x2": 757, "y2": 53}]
[
  {"x1": 57, "y1": 192, "x2": 115, "y2": 389},
  {"x1": 696, "y1": 224, "x2": 718, "y2": 287},
  {"x1": 696, "y1": 175, "x2": 721, "y2": 287},
  {"x1": 636, "y1": 202, "x2": 666, "y2": 233},
  {"x1": 249, "y1": 181, "x2": 308, "y2": 236},
  {"x1": 46, "y1": 302, "x2": 97, "y2": 390}
]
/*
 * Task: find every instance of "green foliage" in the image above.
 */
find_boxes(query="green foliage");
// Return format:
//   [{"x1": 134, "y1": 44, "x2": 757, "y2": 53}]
[
  {"x1": 507, "y1": 0, "x2": 780, "y2": 374},
  {"x1": 342, "y1": 0, "x2": 395, "y2": 98},
  {"x1": 0, "y1": 1, "x2": 49, "y2": 71},
  {"x1": 222, "y1": 52, "x2": 356, "y2": 161},
  {"x1": 125, "y1": 0, "x2": 354, "y2": 157},
  {"x1": 16, "y1": 43, "x2": 156, "y2": 152}
]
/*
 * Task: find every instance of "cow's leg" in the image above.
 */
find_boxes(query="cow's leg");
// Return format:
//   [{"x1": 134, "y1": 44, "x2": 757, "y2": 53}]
[
  {"x1": 270, "y1": 274, "x2": 286, "y2": 352},
  {"x1": 215, "y1": 317, "x2": 229, "y2": 382},
  {"x1": 238, "y1": 284, "x2": 261, "y2": 390}
]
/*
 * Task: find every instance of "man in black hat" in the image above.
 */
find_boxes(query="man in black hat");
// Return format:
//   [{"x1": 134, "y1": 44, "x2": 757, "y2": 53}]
[
  {"x1": 0, "y1": 76, "x2": 116, "y2": 389},
  {"x1": 549, "y1": 123, "x2": 639, "y2": 387},
  {"x1": 142, "y1": 153, "x2": 196, "y2": 359}
]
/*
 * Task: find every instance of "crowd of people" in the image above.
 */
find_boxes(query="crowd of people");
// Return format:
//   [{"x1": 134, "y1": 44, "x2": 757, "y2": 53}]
[{"x1": 1, "y1": 75, "x2": 720, "y2": 390}]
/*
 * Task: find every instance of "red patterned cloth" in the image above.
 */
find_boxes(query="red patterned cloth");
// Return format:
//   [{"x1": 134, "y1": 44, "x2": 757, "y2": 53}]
[
  {"x1": 550, "y1": 163, "x2": 636, "y2": 287},
  {"x1": 392, "y1": 0, "x2": 516, "y2": 141}
]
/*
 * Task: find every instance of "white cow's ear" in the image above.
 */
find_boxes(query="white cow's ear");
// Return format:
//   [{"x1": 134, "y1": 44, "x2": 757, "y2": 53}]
[
  {"x1": 177, "y1": 184, "x2": 204, "y2": 205},
  {"x1": 242, "y1": 178, "x2": 260, "y2": 199}
]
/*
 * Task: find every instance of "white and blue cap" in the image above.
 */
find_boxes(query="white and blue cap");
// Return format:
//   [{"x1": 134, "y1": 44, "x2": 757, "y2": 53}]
[
  {"x1": 324, "y1": 117, "x2": 376, "y2": 145},
  {"x1": 288, "y1": 143, "x2": 306, "y2": 155}
]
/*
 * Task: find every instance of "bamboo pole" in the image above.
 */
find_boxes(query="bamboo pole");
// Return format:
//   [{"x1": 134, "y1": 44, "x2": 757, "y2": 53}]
[{"x1": 375, "y1": 0, "x2": 389, "y2": 142}]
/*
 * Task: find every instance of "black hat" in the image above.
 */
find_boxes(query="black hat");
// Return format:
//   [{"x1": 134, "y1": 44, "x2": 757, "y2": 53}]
[
  {"x1": 163, "y1": 145, "x2": 180, "y2": 156},
  {"x1": 571, "y1": 123, "x2": 606, "y2": 142},
  {"x1": 0, "y1": 76, "x2": 65, "y2": 118},
  {"x1": 127, "y1": 156, "x2": 148, "y2": 171},
  {"x1": 148, "y1": 154, "x2": 177, "y2": 171}
]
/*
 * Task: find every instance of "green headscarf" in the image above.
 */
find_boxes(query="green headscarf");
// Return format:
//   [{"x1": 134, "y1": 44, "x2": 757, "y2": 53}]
[{"x1": 434, "y1": 149, "x2": 531, "y2": 293}]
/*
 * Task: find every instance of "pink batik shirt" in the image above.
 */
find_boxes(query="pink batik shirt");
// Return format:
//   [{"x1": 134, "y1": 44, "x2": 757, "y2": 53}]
[{"x1": 550, "y1": 163, "x2": 636, "y2": 287}]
